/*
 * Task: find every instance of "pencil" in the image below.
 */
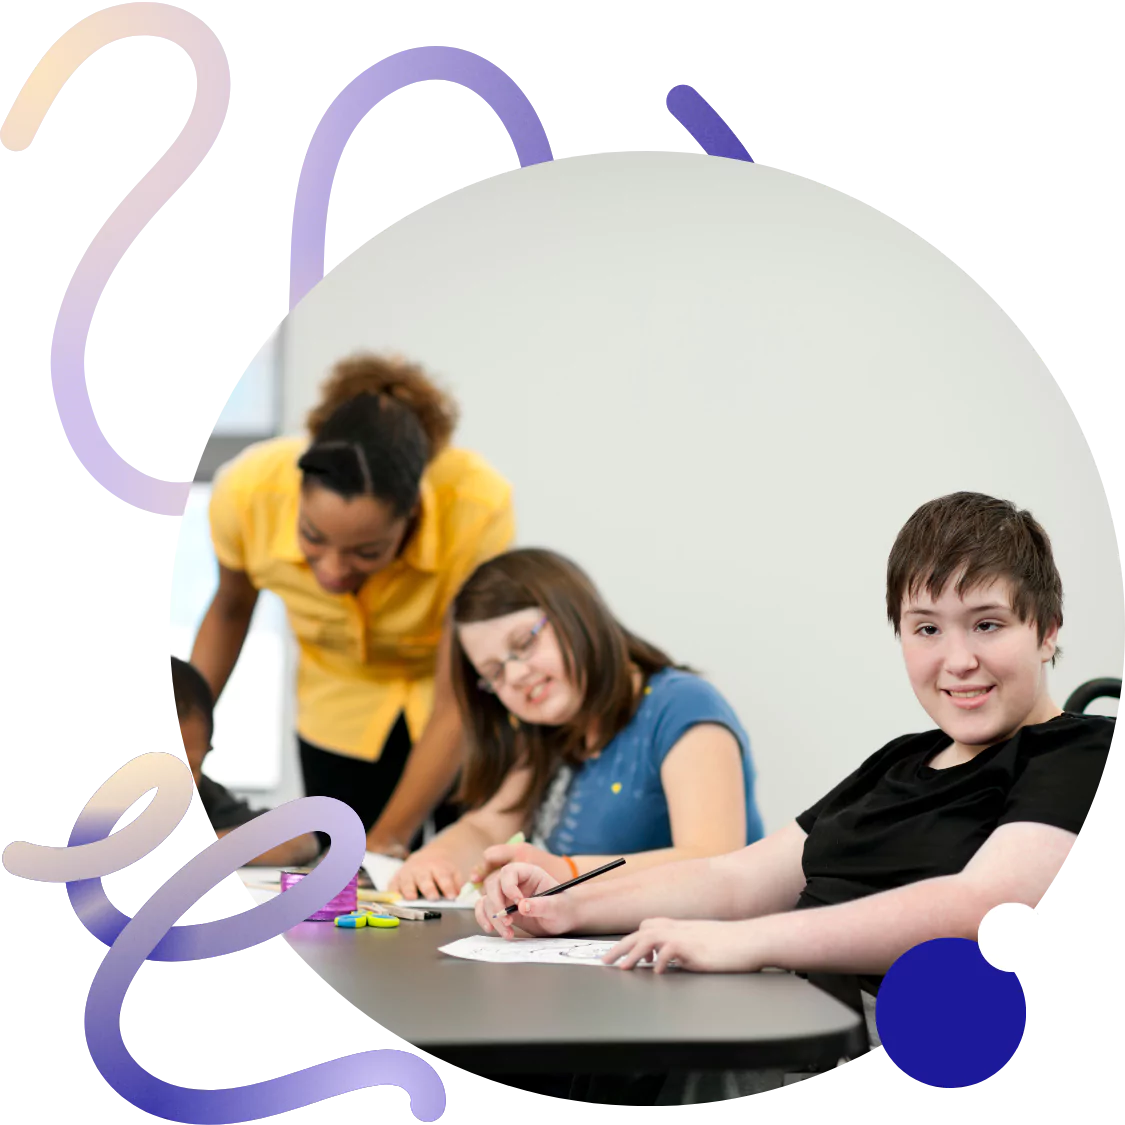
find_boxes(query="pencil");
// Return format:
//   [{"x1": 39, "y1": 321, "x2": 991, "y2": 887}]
[{"x1": 493, "y1": 857, "x2": 626, "y2": 918}]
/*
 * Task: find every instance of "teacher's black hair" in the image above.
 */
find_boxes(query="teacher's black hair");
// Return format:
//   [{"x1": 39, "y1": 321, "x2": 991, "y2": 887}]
[
  {"x1": 298, "y1": 353, "x2": 459, "y2": 517},
  {"x1": 171, "y1": 656, "x2": 215, "y2": 742}
]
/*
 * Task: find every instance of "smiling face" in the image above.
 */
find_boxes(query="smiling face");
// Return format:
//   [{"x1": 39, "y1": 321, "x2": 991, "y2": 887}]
[
  {"x1": 457, "y1": 607, "x2": 585, "y2": 726},
  {"x1": 297, "y1": 481, "x2": 412, "y2": 595},
  {"x1": 900, "y1": 576, "x2": 1060, "y2": 757}
]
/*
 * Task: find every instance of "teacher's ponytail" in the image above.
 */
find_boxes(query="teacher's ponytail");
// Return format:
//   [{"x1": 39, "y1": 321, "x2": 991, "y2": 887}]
[{"x1": 298, "y1": 354, "x2": 459, "y2": 516}]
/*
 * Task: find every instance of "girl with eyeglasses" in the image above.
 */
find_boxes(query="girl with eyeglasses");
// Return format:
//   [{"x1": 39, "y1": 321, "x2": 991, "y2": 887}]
[{"x1": 388, "y1": 548, "x2": 764, "y2": 900}]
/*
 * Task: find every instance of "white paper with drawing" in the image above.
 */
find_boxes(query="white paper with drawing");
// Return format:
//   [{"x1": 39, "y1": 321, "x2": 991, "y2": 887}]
[{"x1": 440, "y1": 935, "x2": 653, "y2": 966}]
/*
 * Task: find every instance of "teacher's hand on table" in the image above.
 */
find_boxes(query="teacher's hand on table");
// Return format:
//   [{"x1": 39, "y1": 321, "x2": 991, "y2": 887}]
[
  {"x1": 602, "y1": 918, "x2": 764, "y2": 974},
  {"x1": 475, "y1": 862, "x2": 576, "y2": 939},
  {"x1": 387, "y1": 845, "x2": 463, "y2": 901},
  {"x1": 468, "y1": 842, "x2": 573, "y2": 887}
]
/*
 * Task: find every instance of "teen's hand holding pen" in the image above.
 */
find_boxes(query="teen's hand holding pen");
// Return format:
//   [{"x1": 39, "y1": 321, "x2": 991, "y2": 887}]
[
  {"x1": 475, "y1": 863, "x2": 580, "y2": 938},
  {"x1": 474, "y1": 843, "x2": 774, "y2": 944},
  {"x1": 472, "y1": 859, "x2": 630, "y2": 940},
  {"x1": 477, "y1": 860, "x2": 777, "y2": 973}
]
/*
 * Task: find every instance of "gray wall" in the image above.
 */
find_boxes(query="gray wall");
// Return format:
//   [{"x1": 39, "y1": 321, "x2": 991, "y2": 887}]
[{"x1": 275, "y1": 153, "x2": 1122, "y2": 830}]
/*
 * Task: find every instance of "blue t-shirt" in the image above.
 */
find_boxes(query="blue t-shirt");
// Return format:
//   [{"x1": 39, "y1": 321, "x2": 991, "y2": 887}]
[{"x1": 538, "y1": 668, "x2": 764, "y2": 856}]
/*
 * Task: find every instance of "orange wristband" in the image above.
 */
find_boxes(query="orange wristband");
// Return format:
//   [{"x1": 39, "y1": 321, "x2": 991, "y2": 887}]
[{"x1": 563, "y1": 855, "x2": 579, "y2": 879}]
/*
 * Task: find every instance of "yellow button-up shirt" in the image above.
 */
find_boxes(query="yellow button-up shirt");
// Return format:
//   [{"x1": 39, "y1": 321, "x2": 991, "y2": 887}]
[{"x1": 208, "y1": 436, "x2": 515, "y2": 761}]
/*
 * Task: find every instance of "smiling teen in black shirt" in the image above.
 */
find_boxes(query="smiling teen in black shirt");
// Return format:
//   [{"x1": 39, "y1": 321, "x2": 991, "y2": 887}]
[{"x1": 475, "y1": 492, "x2": 1112, "y2": 982}]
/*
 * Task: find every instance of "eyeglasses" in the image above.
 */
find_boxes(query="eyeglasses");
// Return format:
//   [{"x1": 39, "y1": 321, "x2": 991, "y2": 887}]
[{"x1": 476, "y1": 615, "x2": 549, "y2": 693}]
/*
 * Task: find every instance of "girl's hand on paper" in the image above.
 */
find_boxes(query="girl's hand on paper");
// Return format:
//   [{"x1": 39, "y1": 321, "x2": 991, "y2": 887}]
[
  {"x1": 475, "y1": 862, "x2": 575, "y2": 939},
  {"x1": 603, "y1": 918, "x2": 765, "y2": 974},
  {"x1": 469, "y1": 842, "x2": 572, "y2": 887},
  {"x1": 388, "y1": 845, "x2": 463, "y2": 901}
]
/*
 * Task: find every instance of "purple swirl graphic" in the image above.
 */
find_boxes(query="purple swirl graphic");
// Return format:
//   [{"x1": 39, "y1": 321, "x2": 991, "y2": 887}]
[
  {"x1": 3, "y1": 753, "x2": 446, "y2": 1123},
  {"x1": 666, "y1": 85, "x2": 753, "y2": 162},
  {"x1": 290, "y1": 46, "x2": 553, "y2": 310}
]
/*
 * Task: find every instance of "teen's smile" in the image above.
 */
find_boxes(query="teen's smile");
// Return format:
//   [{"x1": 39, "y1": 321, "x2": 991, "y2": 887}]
[{"x1": 942, "y1": 684, "x2": 995, "y2": 709}]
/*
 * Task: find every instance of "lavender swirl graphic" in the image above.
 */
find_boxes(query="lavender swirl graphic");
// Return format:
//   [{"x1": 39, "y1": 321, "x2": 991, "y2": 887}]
[{"x1": 3, "y1": 753, "x2": 446, "y2": 1123}]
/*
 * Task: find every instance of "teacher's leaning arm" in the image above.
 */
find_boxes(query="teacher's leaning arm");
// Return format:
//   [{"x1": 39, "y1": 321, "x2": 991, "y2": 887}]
[
  {"x1": 193, "y1": 580, "x2": 470, "y2": 850},
  {"x1": 189, "y1": 353, "x2": 515, "y2": 855}
]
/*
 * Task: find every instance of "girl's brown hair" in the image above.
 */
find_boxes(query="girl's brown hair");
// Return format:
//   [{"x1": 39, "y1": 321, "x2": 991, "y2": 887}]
[
  {"x1": 451, "y1": 548, "x2": 686, "y2": 820},
  {"x1": 887, "y1": 491, "x2": 1064, "y2": 661},
  {"x1": 298, "y1": 353, "x2": 459, "y2": 516}
]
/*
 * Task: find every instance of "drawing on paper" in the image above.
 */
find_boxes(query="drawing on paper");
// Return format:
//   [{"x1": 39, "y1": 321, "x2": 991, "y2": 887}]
[
  {"x1": 439, "y1": 935, "x2": 650, "y2": 967},
  {"x1": 558, "y1": 942, "x2": 615, "y2": 960}
]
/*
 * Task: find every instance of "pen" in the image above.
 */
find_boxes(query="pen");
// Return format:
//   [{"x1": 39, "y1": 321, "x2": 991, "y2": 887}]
[{"x1": 493, "y1": 857, "x2": 626, "y2": 918}]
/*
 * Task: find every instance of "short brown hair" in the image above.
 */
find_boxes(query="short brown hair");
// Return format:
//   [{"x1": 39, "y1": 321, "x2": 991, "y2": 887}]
[
  {"x1": 886, "y1": 492, "x2": 1063, "y2": 652},
  {"x1": 450, "y1": 548, "x2": 685, "y2": 818}
]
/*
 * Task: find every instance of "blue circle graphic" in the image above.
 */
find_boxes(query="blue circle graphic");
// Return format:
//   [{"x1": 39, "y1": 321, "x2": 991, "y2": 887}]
[{"x1": 877, "y1": 937, "x2": 1026, "y2": 1087}]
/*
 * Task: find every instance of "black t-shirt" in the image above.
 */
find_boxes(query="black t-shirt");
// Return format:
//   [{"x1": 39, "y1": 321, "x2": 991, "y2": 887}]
[
  {"x1": 795, "y1": 712, "x2": 1112, "y2": 912},
  {"x1": 117, "y1": 774, "x2": 263, "y2": 837},
  {"x1": 197, "y1": 773, "x2": 264, "y2": 833}
]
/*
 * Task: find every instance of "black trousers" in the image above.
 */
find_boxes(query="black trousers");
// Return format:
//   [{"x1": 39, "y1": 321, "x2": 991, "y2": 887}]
[{"x1": 299, "y1": 713, "x2": 461, "y2": 850}]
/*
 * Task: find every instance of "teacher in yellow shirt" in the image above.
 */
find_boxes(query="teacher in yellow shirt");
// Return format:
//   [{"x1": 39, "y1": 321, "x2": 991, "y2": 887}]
[{"x1": 191, "y1": 353, "x2": 515, "y2": 855}]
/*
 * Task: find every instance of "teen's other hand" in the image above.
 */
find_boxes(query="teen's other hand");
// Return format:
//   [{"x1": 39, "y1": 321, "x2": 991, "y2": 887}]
[{"x1": 603, "y1": 918, "x2": 765, "y2": 974}]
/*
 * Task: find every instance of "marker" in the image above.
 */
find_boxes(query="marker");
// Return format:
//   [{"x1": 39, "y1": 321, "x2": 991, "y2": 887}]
[
  {"x1": 493, "y1": 858, "x2": 626, "y2": 918},
  {"x1": 384, "y1": 900, "x2": 441, "y2": 918}
]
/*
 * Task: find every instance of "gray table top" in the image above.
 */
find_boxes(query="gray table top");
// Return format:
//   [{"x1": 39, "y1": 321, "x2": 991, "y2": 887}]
[{"x1": 285, "y1": 911, "x2": 866, "y2": 1074}]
